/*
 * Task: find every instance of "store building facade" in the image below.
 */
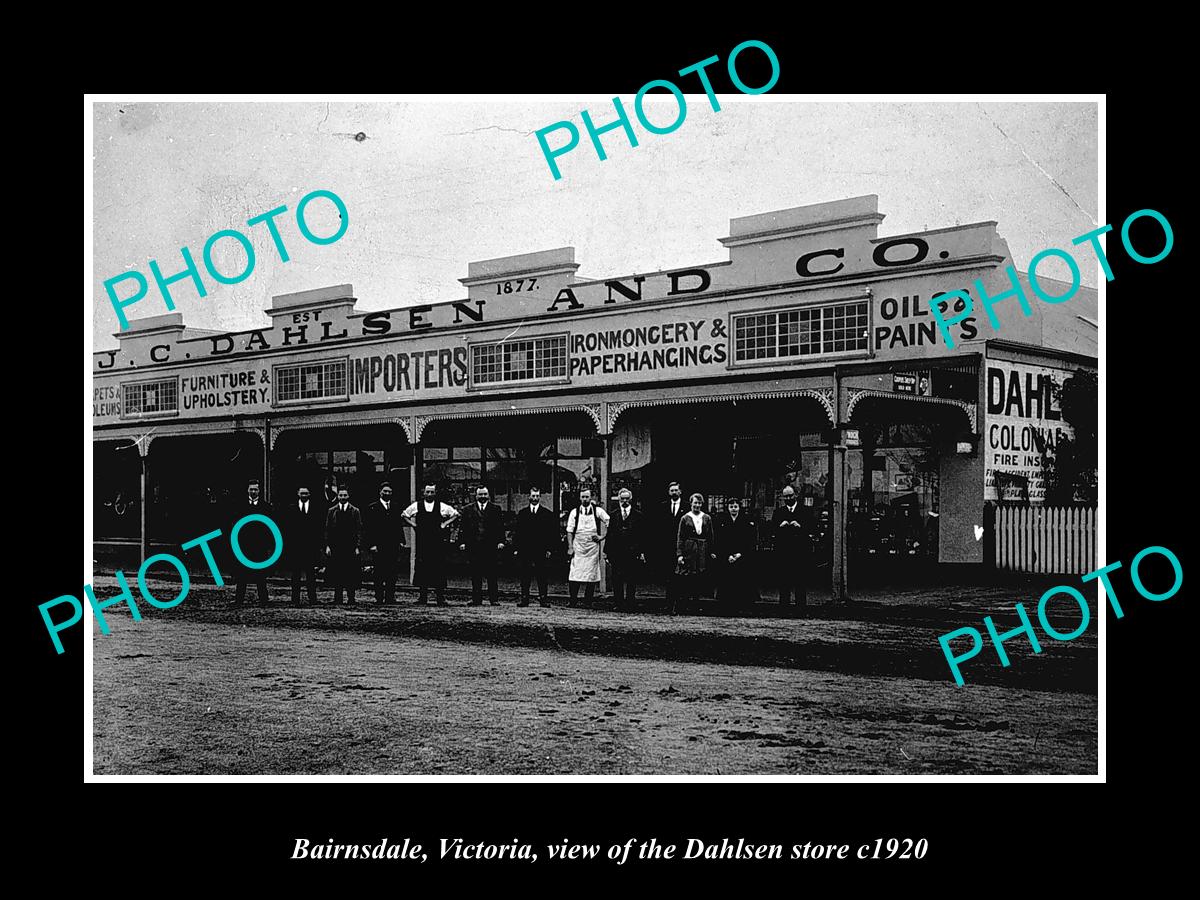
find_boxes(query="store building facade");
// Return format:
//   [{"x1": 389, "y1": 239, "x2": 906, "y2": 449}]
[{"x1": 92, "y1": 195, "x2": 1098, "y2": 595}]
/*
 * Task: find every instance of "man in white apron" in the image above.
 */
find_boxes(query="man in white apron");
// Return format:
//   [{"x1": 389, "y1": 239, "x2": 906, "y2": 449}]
[{"x1": 566, "y1": 488, "x2": 609, "y2": 607}]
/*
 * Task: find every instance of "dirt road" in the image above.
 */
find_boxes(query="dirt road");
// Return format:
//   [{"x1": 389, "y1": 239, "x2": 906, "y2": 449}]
[{"x1": 93, "y1": 616, "x2": 1096, "y2": 775}]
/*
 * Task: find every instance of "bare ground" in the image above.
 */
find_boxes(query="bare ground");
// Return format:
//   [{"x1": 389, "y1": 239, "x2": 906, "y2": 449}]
[
  {"x1": 92, "y1": 614, "x2": 1097, "y2": 775},
  {"x1": 84, "y1": 576, "x2": 1098, "y2": 691}
]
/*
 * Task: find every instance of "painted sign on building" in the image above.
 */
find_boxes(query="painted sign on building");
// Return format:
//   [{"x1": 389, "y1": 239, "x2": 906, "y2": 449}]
[
  {"x1": 93, "y1": 279, "x2": 995, "y2": 428},
  {"x1": 984, "y1": 359, "x2": 1077, "y2": 503},
  {"x1": 95, "y1": 196, "x2": 1049, "y2": 430}
]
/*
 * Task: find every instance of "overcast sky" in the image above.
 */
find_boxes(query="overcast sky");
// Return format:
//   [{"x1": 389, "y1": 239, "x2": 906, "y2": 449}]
[{"x1": 91, "y1": 99, "x2": 1098, "y2": 350}]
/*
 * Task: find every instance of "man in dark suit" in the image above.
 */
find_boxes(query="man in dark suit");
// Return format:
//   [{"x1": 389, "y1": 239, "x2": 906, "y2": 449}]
[
  {"x1": 512, "y1": 485, "x2": 557, "y2": 608},
  {"x1": 771, "y1": 484, "x2": 811, "y2": 613},
  {"x1": 232, "y1": 479, "x2": 274, "y2": 607},
  {"x1": 366, "y1": 482, "x2": 406, "y2": 605},
  {"x1": 662, "y1": 481, "x2": 687, "y2": 609},
  {"x1": 715, "y1": 498, "x2": 760, "y2": 611},
  {"x1": 458, "y1": 485, "x2": 506, "y2": 606},
  {"x1": 283, "y1": 485, "x2": 323, "y2": 605},
  {"x1": 606, "y1": 487, "x2": 646, "y2": 611},
  {"x1": 324, "y1": 487, "x2": 363, "y2": 605}
]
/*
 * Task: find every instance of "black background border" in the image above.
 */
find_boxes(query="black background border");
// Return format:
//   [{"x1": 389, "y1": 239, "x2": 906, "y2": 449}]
[{"x1": 48, "y1": 29, "x2": 1189, "y2": 883}]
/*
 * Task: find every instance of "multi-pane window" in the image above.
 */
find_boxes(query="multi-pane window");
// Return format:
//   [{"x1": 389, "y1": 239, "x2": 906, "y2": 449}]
[
  {"x1": 734, "y1": 302, "x2": 868, "y2": 362},
  {"x1": 275, "y1": 359, "x2": 348, "y2": 403},
  {"x1": 821, "y1": 302, "x2": 869, "y2": 352},
  {"x1": 471, "y1": 336, "x2": 568, "y2": 386},
  {"x1": 122, "y1": 378, "x2": 178, "y2": 417}
]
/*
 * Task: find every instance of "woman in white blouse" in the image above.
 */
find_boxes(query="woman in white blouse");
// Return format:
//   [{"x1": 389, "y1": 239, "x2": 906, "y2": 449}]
[{"x1": 674, "y1": 492, "x2": 716, "y2": 614}]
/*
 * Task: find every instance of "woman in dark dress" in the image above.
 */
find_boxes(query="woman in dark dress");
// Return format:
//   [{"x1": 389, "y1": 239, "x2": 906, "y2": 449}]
[
  {"x1": 715, "y1": 498, "x2": 760, "y2": 611},
  {"x1": 674, "y1": 492, "x2": 716, "y2": 615}
]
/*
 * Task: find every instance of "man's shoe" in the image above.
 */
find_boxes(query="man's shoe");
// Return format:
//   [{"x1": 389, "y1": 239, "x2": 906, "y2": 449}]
[
  {"x1": 517, "y1": 600, "x2": 530, "y2": 607},
  {"x1": 470, "y1": 600, "x2": 482, "y2": 606},
  {"x1": 436, "y1": 599, "x2": 449, "y2": 607}
]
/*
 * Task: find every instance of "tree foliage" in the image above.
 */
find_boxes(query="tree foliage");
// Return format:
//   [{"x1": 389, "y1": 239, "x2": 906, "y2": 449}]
[{"x1": 1045, "y1": 368, "x2": 1098, "y2": 504}]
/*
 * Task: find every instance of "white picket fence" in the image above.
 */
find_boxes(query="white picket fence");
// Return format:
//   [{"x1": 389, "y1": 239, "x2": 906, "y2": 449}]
[{"x1": 995, "y1": 505, "x2": 1096, "y2": 575}]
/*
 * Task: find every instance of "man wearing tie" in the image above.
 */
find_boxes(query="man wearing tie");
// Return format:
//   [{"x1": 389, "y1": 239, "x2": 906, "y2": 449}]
[
  {"x1": 283, "y1": 485, "x2": 322, "y2": 605},
  {"x1": 771, "y1": 484, "x2": 811, "y2": 614},
  {"x1": 662, "y1": 481, "x2": 687, "y2": 610},
  {"x1": 459, "y1": 485, "x2": 506, "y2": 606},
  {"x1": 232, "y1": 479, "x2": 274, "y2": 607},
  {"x1": 605, "y1": 488, "x2": 646, "y2": 611},
  {"x1": 366, "y1": 482, "x2": 406, "y2": 605},
  {"x1": 513, "y1": 486, "x2": 557, "y2": 608},
  {"x1": 325, "y1": 487, "x2": 363, "y2": 605}
]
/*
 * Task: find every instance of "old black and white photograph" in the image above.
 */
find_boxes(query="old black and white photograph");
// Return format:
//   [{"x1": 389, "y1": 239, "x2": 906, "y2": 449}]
[{"x1": 86, "y1": 96, "x2": 1100, "y2": 777}]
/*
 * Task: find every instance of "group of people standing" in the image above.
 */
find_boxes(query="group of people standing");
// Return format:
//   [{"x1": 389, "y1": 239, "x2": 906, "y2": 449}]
[
  {"x1": 229, "y1": 478, "x2": 409, "y2": 607},
  {"x1": 605, "y1": 481, "x2": 812, "y2": 615},
  {"x1": 220, "y1": 477, "x2": 815, "y2": 615}
]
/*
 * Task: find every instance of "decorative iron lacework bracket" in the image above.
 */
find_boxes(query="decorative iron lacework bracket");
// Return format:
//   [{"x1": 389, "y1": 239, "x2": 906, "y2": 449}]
[
  {"x1": 608, "y1": 388, "x2": 836, "y2": 432},
  {"x1": 414, "y1": 404, "x2": 603, "y2": 443},
  {"x1": 844, "y1": 389, "x2": 978, "y2": 434}
]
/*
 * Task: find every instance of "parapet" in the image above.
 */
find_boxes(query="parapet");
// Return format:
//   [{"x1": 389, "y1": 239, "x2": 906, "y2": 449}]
[{"x1": 267, "y1": 284, "x2": 356, "y2": 318}]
